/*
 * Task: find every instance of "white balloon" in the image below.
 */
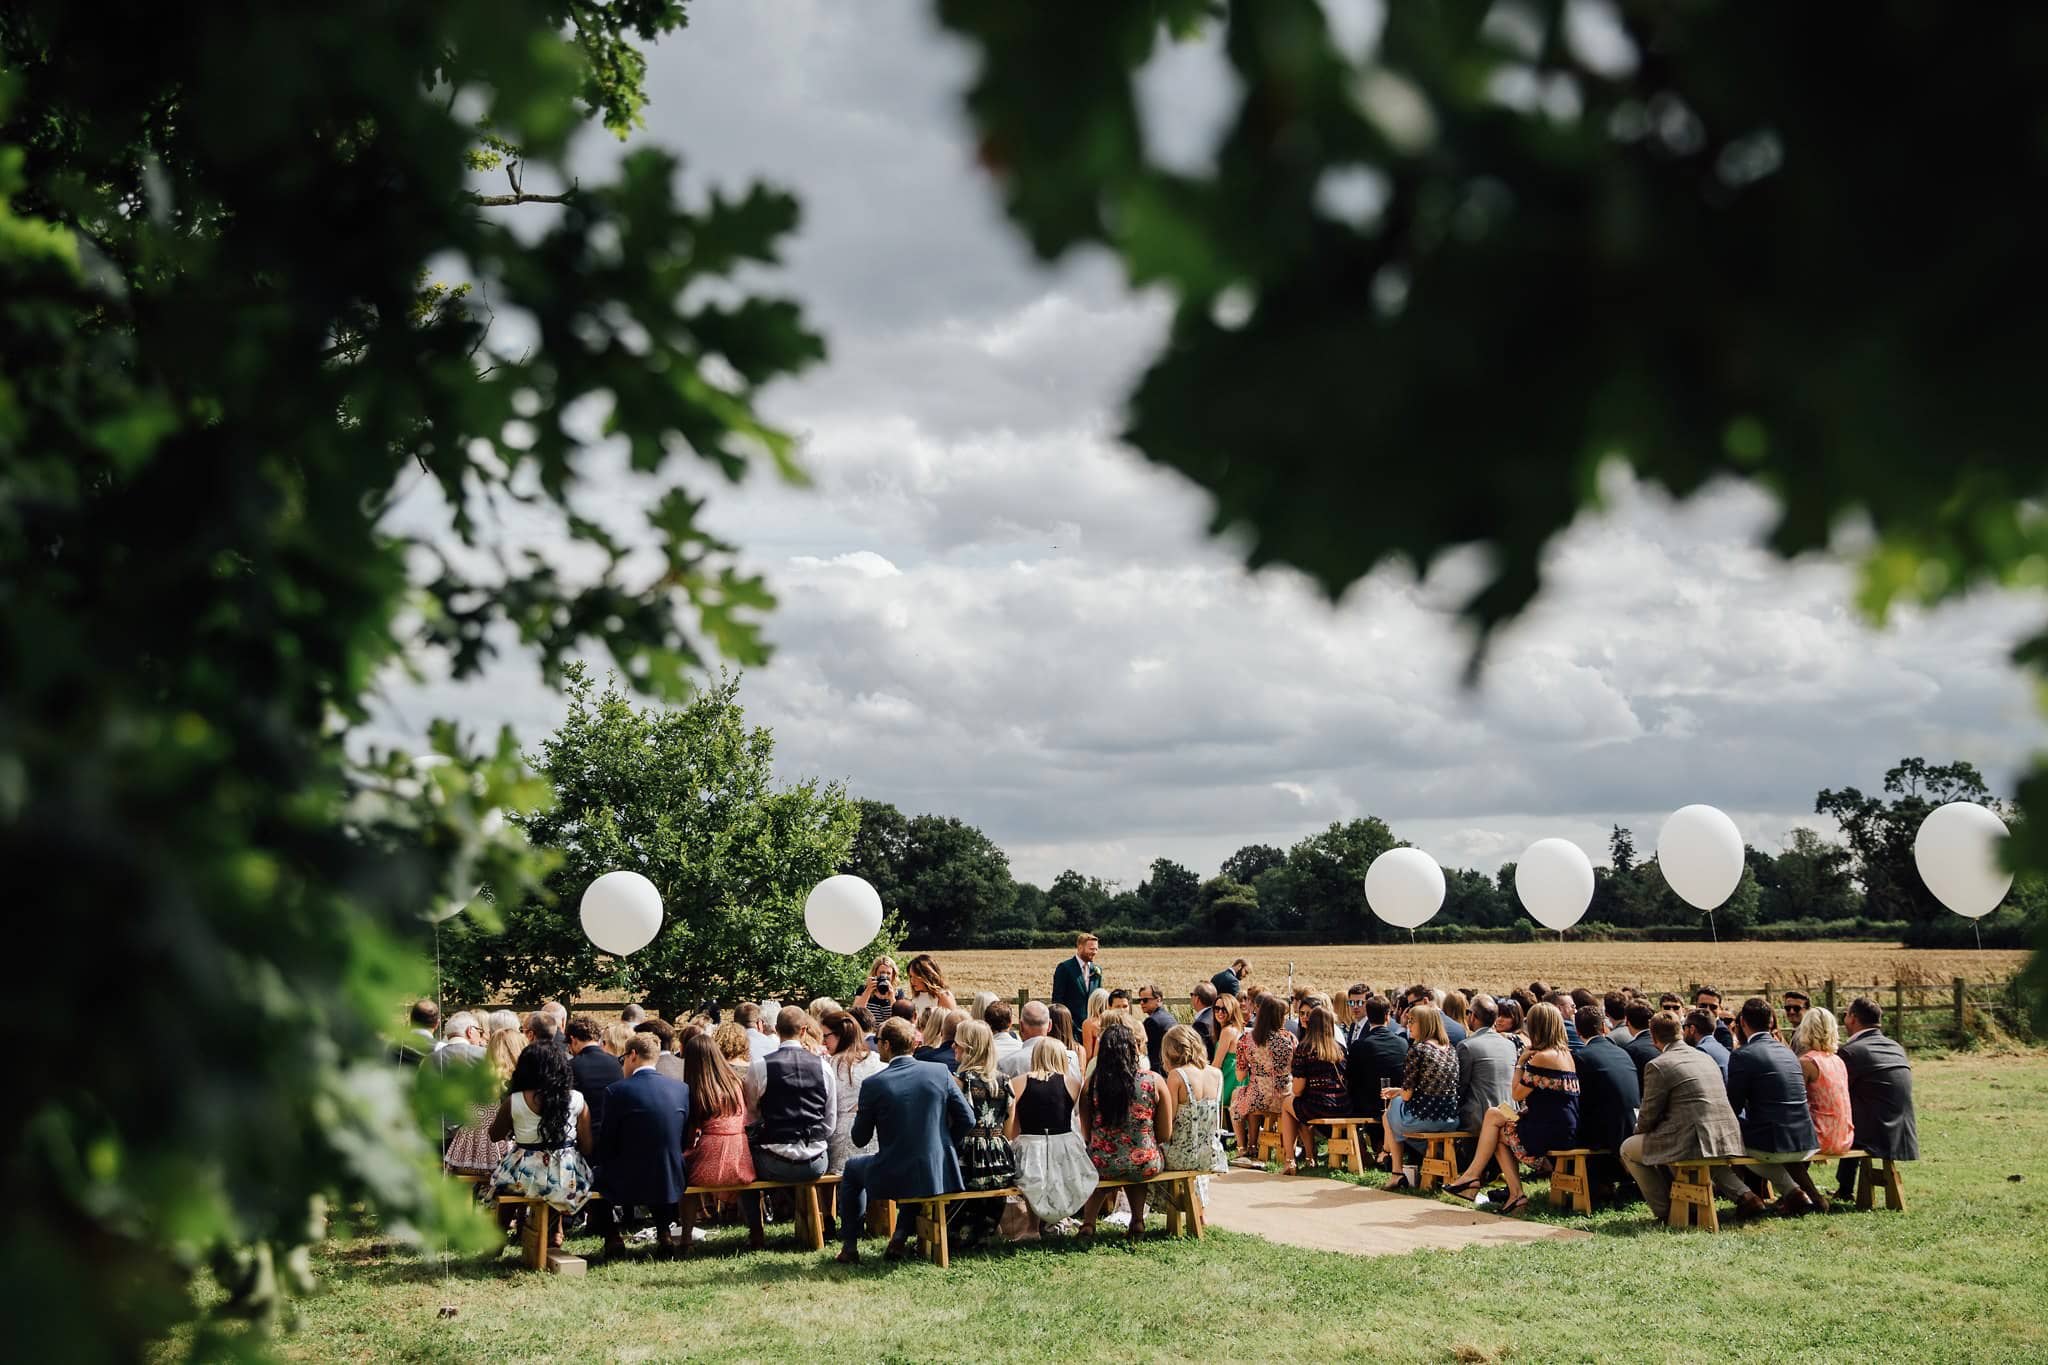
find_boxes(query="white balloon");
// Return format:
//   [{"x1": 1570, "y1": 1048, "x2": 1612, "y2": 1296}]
[
  {"x1": 427, "y1": 885, "x2": 483, "y2": 924},
  {"x1": 1515, "y1": 838, "x2": 1595, "y2": 932},
  {"x1": 805, "y1": 874, "x2": 885, "y2": 955},
  {"x1": 1365, "y1": 848, "x2": 1445, "y2": 930},
  {"x1": 580, "y1": 870, "x2": 664, "y2": 955},
  {"x1": 1914, "y1": 802, "x2": 2012, "y2": 919},
  {"x1": 1656, "y1": 804, "x2": 1746, "y2": 910}
]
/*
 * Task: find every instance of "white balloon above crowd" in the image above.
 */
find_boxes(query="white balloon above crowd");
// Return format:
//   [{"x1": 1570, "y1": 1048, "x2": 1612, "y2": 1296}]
[{"x1": 1365, "y1": 847, "x2": 1445, "y2": 931}]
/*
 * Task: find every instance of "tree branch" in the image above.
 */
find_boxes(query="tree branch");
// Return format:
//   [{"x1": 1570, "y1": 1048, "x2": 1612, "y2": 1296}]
[{"x1": 465, "y1": 189, "x2": 577, "y2": 206}]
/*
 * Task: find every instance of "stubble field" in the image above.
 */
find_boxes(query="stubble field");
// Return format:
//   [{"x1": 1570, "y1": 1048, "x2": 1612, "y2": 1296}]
[{"x1": 936, "y1": 941, "x2": 2029, "y2": 1001}]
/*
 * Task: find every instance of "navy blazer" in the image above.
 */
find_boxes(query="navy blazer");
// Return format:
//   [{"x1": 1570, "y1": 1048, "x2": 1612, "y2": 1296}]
[
  {"x1": 1693, "y1": 1033, "x2": 1731, "y2": 1080},
  {"x1": 596, "y1": 1066, "x2": 693, "y2": 1207},
  {"x1": 1573, "y1": 1036, "x2": 1641, "y2": 1183},
  {"x1": 1561, "y1": 1016, "x2": 1582, "y2": 1056},
  {"x1": 571, "y1": 1044, "x2": 625, "y2": 1135},
  {"x1": 1442, "y1": 1017, "x2": 1468, "y2": 1047},
  {"x1": 1622, "y1": 1030, "x2": 1661, "y2": 1086},
  {"x1": 1346, "y1": 1025, "x2": 1410, "y2": 1119},
  {"x1": 1725, "y1": 1034, "x2": 1816, "y2": 1154},
  {"x1": 850, "y1": 1055, "x2": 974, "y2": 1201}
]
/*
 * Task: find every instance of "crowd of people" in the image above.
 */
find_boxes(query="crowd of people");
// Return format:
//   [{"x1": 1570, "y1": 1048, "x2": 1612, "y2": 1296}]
[{"x1": 406, "y1": 933, "x2": 1921, "y2": 1262}]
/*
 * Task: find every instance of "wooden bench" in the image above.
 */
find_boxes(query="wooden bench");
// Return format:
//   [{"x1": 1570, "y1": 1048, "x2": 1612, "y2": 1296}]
[
  {"x1": 1545, "y1": 1148, "x2": 1605, "y2": 1213},
  {"x1": 1416, "y1": 1131, "x2": 1473, "y2": 1191},
  {"x1": 1306, "y1": 1117, "x2": 1380, "y2": 1175},
  {"x1": 1667, "y1": 1151, "x2": 1901, "y2": 1231},
  {"x1": 1250, "y1": 1111, "x2": 1284, "y2": 1164},
  {"x1": 905, "y1": 1170, "x2": 1206, "y2": 1268}
]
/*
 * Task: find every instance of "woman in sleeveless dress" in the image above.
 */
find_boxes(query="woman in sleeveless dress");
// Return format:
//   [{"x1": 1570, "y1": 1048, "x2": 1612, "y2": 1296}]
[
  {"x1": 952, "y1": 1022, "x2": 1017, "y2": 1246},
  {"x1": 1006, "y1": 1036, "x2": 1098, "y2": 1226},
  {"x1": 1211, "y1": 995, "x2": 1244, "y2": 1147},
  {"x1": 1159, "y1": 1025, "x2": 1226, "y2": 1206},
  {"x1": 1790, "y1": 1007, "x2": 1855, "y2": 1212},
  {"x1": 681, "y1": 1031, "x2": 754, "y2": 1187},
  {"x1": 1078, "y1": 1013, "x2": 1176, "y2": 1239},
  {"x1": 487, "y1": 1042, "x2": 594, "y2": 1246},
  {"x1": 1444, "y1": 1002, "x2": 1578, "y2": 1213},
  {"x1": 445, "y1": 1027, "x2": 522, "y2": 1182}
]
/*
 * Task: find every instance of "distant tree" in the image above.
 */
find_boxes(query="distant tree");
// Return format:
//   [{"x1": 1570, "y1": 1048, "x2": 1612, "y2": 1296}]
[
  {"x1": 1817, "y1": 758, "x2": 1997, "y2": 923},
  {"x1": 1609, "y1": 825, "x2": 1637, "y2": 876},
  {"x1": 1143, "y1": 857, "x2": 1202, "y2": 928},
  {"x1": 1221, "y1": 843, "x2": 1286, "y2": 886},
  {"x1": 1440, "y1": 866, "x2": 1513, "y2": 928},
  {"x1": 1196, "y1": 875, "x2": 1260, "y2": 937},
  {"x1": 892, "y1": 815, "x2": 1014, "y2": 948},
  {"x1": 841, "y1": 799, "x2": 910, "y2": 908},
  {"x1": 441, "y1": 667, "x2": 870, "y2": 1017},
  {"x1": 1753, "y1": 827, "x2": 1861, "y2": 922},
  {"x1": 994, "y1": 881, "x2": 1049, "y2": 933},
  {"x1": 1251, "y1": 863, "x2": 1304, "y2": 933},
  {"x1": 1284, "y1": 817, "x2": 1398, "y2": 939},
  {"x1": 1101, "y1": 888, "x2": 1150, "y2": 930},
  {"x1": 1047, "y1": 868, "x2": 1113, "y2": 933}
]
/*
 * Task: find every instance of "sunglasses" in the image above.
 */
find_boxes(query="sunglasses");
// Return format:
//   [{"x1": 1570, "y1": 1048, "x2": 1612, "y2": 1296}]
[{"x1": 1348, "y1": 998, "x2": 1368, "y2": 1007}]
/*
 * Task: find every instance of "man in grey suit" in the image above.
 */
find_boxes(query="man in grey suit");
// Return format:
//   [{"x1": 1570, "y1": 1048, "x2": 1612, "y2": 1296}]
[
  {"x1": 1618, "y1": 1010, "x2": 1744, "y2": 1222},
  {"x1": 1455, "y1": 997, "x2": 1517, "y2": 1138},
  {"x1": 1833, "y1": 997, "x2": 1919, "y2": 1200}
]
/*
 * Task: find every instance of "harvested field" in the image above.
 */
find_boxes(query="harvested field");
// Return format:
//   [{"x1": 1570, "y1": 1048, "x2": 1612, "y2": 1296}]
[{"x1": 938, "y1": 941, "x2": 2028, "y2": 1002}]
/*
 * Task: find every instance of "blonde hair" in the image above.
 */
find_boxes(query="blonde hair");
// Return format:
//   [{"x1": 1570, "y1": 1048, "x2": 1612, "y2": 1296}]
[
  {"x1": 914, "y1": 1004, "x2": 942, "y2": 1045},
  {"x1": 971, "y1": 990, "x2": 998, "y2": 1022},
  {"x1": 868, "y1": 954, "x2": 898, "y2": 981},
  {"x1": 954, "y1": 1020, "x2": 997, "y2": 1081},
  {"x1": 1086, "y1": 987, "x2": 1110, "y2": 1021},
  {"x1": 1406, "y1": 1003, "x2": 1450, "y2": 1048},
  {"x1": 601, "y1": 1023, "x2": 634, "y2": 1056},
  {"x1": 808, "y1": 997, "x2": 841, "y2": 1021},
  {"x1": 1028, "y1": 1036, "x2": 1070, "y2": 1079},
  {"x1": 1161, "y1": 1023, "x2": 1208, "y2": 1071},
  {"x1": 485, "y1": 1027, "x2": 524, "y2": 1082},
  {"x1": 1525, "y1": 1002, "x2": 1566, "y2": 1053},
  {"x1": 713, "y1": 1022, "x2": 751, "y2": 1064},
  {"x1": 1794, "y1": 1006, "x2": 1840, "y2": 1055}
]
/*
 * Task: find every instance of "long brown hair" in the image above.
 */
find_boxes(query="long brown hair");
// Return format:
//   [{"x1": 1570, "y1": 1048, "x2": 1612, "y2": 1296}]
[
  {"x1": 821, "y1": 1010, "x2": 870, "y2": 1073},
  {"x1": 1252, "y1": 993, "x2": 1287, "y2": 1047},
  {"x1": 1047, "y1": 1002, "x2": 1076, "y2": 1049},
  {"x1": 684, "y1": 1032, "x2": 744, "y2": 1119},
  {"x1": 906, "y1": 953, "x2": 948, "y2": 994},
  {"x1": 1298, "y1": 1004, "x2": 1344, "y2": 1065}
]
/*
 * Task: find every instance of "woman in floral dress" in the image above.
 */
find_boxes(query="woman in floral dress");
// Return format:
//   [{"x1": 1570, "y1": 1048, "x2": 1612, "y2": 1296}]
[
  {"x1": 1235, "y1": 993, "x2": 1296, "y2": 1163},
  {"x1": 1078, "y1": 1013, "x2": 1177, "y2": 1239}
]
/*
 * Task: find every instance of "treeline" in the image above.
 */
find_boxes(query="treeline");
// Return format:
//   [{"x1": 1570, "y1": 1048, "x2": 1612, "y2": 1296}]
[{"x1": 848, "y1": 758, "x2": 2046, "y2": 949}]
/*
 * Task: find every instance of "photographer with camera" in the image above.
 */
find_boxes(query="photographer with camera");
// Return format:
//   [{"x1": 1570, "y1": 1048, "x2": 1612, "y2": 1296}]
[{"x1": 854, "y1": 956, "x2": 905, "y2": 1032}]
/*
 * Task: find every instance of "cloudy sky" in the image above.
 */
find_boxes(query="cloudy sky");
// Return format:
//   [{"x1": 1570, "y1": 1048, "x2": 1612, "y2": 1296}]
[{"x1": 378, "y1": 2, "x2": 2043, "y2": 889}]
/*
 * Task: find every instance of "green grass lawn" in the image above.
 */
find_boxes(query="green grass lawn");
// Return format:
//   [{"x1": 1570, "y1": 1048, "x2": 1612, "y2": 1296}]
[{"x1": 183, "y1": 1051, "x2": 2048, "y2": 1364}]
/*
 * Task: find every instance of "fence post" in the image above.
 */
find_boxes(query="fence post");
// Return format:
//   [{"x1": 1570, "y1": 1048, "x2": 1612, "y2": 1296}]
[
  {"x1": 1893, "y1": 980, "x2": 1905, "y2": 1025},
  {"x1": 1823, "y1": 979, "x2": 1836, "y2": 1015},
  {"x1": 1953, "y1": 977, "x2": 1966, "y2": 1033},
  {"x1": 1015, "y1": 988, "x2": 1029, "y2": 1012}
]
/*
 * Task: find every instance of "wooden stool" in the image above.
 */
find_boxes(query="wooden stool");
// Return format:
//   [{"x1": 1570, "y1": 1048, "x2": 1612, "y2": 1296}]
[
  {"x1": 1417, "y1": 1132, "x2": 1471, "y2": 1191},
  {"x1": 1253, "y1": 1111, "x2": 1284, "y2": 1164},
  {"x1": 1547, "y1": 1148, "x2": 1597, "y2": 1213},
  {"x1": 1308, "y1": 1119, "x2": 1370, "y2": 1175}
]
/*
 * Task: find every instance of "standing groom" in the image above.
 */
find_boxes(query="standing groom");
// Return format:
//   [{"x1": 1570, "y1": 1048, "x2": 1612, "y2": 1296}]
[{"x1": 1051, "y1": 932, "x2": 1102, "y2": 1024}]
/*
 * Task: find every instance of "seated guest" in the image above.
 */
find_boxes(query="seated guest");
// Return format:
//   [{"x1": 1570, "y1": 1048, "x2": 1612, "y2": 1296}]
[
  {"x1": 678, "y1": 1032, "x2": 754, "y2": 1234},
  {"x1": 713, "y1": 1022, "x2": 753, "y2": 1078},
  {"x1": 1557, "y1": 996, "x2": 1582, "y2": 1054},
  {"x1": 1494, "y1": 997, "x2": 1527, "y2": 1054},
  {"x1": 1439, "y1": 991, "x2": 1469, "y2": 1046},
  {"x1": 522, "y1": 1010, "x2": 558, "y2": 1052},
  {"x1": 595, "y1": 1033, "x2": 693, "y2": 1260},
  {"x1": 1342, "y1": 983, "x2": 1374, "y2": 1046},
  {"x1": 950, "y1": 1020, "x2": 1017, "y2": 1247},
  {"x1": 733, "y1": 1001, "x2": 778, "y2": 1063},
  {"x1": 1603, "y1": 992, "x2": 1631, "y2": 1043},
  {"x1": 1190, "y1": 981, "x2": 1220, "y2": 1055},
  {"x1": 1781, "y1": 989, "x2": 1811, "y2": 1043},
  {"x1": 394, "y1": 998, "x2": 438, "y2": 1065},
  {"x1": 1621, "y1": 1002, "x2": 1660, "y2": 1083},
  {"x1": 1279, "y1": 1002, "x2": 1350, "y2": 1174},
  {"x1": 1236, "y1": 994, "x2": 1297, "y2": 1162},
  {"x1": 1618, "y1": 1010, "x2": 1744, "y2": 1222},
  {"x1": 1833, "y1": 997, "x2": 1918, "y2": 1203},
  {"x1": 970, "y1": 990, "x2": 998, "y2": 1023},
  {"x1": 1047, "y1": 1002, "x2": 1079, "y2": 1060},
  {"x1": 1572, "y1": 1005, "x2": 1641, "y2": 1196},
  {"x1": 1683, "y1": 1008, "x2": 1732, "y2": 1080},
  {"x1": 1445, "y1": 1002, "x2": 1579, "y2": 1213},
  {"x1": 635, "y1": 1018, "x2": 689, "y2": 1083},
  {"x1": 602, "y1": 1022, "x2": 635, "y2": 1057},
  {"x1": 984, "y1": 999, "x2": 1021, "y2": 1065},
  {"x1": 1079, "y1": 1013, "x2": 1176, "y2": 1238},
  {"x1": 739, "y1": 1006, "x2": 837, "y2": 1248},
  {"x1": 823, "y1": 1009, "x2": 885, "y2": 1173},
  {"x1": 1455, "y1": 996, "x2": 1515, "y2": 1140},
  {"x1": 539, "y1": 999, "x2": 570, "y2": 1047},
  {"x1": 487, "y1": 1040, "x2": 595, "y2": 1237},
  {"x1": 1006, "y1": 1037, "x2": 1097, "y2": 1226},
  {"x1": 1658, "y1": 992, "x2": 1684, "y2": 1013},
  {"x1": 1379, "y1": 1004, "x2": 1460, "y2": 1190},
  {"x1": 1138, "y1": 984, "x2": 1177, "y2": 1074},
  {"x1": 568, "y1": 1016, "x2": 625, "y2": 1136},
  {"x1": 1347, "y1": 995, "x2": 1410, "y2": 1123},
  {"x1": 619, "y1": 1002, "x2": 648, "y2": 1027},
  {"x1": 998, "y1": 1001, "x2": 1052, "y2": 1082},
  {"x1": 1713, "y1": 997, "x2": 1817, "y2": 1217},
  {"x1": 427, "y1": 1011, "x2": 484, "y2": 1066},
  {"x1": 486, "y1": 1008, "x2": 522, "y2": 1039},
  {"x1": 1080, "y1": 987, "x2": 1113, "y2": 1062},
  {"x1": 889, "y1": 997, "x2": 919, "y2": 1034},
  {"x1": 913, "y1": 1009, "x2": 965, "y2": 1071},
  {"x1": 1793, "y1": 1006, "x2": 1855, "y2": 1187},
  {"x1": 835, "y1": 1018, "x2": 975, "y2": 1263},
  {"x1": 1693, "y1": 986, "x2": 1735, "y2": 1050},
  {"x1": 444, "y1": 1028, "x2": 522, "y2": 1178},
  {"x1": 1159, "y1": 1025, "x2": 1226, "y2": 1199}
]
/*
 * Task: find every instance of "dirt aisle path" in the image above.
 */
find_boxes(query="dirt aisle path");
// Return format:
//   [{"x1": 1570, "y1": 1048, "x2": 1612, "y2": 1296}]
[{"x1": 1202, "y1": 1170, "x2": 1589, "y2": 1256}]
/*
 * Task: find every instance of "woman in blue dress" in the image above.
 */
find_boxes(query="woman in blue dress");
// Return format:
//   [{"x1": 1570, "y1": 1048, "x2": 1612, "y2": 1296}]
[{"x1": 1444, "y1": 1002, "x2": 1579, "y2": 1213}]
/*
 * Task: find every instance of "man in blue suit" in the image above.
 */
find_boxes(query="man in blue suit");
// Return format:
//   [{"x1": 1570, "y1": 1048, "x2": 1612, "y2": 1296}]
[
  {"x1": 1713, "y1": 996, "x2": 1817, "y2": 1217},
  {"x1": 1683, "y1": 1008, "x2": 1732, "y2": 1079},
  {"x1": 595, "y1": 1033, "x2": 693, "y2": 1260},
  {"x1": 835, "y1": 1017, "x2": 975, "y2": 1264}
]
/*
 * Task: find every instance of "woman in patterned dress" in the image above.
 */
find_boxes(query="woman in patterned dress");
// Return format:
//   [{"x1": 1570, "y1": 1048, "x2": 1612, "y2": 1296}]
[
  {"x1": 1238, "y1": 993, "x2": 1296, "y2": 1162},
  {"x1": 951, "y1": 1021, "x2": 1018, "y2": 1246},
  {"x1": 487, "y1": 1041, "x2": 595, "y2": 1244},
  {"x1": 1078, "y1": 1013, "x2": 1176, "y2": 1239}
]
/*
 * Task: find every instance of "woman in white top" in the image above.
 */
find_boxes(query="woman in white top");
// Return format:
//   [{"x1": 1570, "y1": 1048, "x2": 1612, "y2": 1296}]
[
  {"x1": 904, "y1": 953, "x2": 958, "y2": 1012},
  {"x1": 822, "y1": 1010, "x2": 885, "y2": 1173},
  {"x1": 488, "y1": 1041, "x2": 595, "y2": 1233}
]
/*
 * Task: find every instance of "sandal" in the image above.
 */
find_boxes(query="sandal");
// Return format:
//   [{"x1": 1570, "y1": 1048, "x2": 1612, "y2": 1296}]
[
  {"x1": 1497, "y1": 1194, "x2": 1530, "y2": 1215},
  {"x1": 1281, "y1": 1161, "x2": 1298, "y2": 1176},
  {"x1": 1442, "y1": 1178, "x2": 1482, "y2": 1201}
]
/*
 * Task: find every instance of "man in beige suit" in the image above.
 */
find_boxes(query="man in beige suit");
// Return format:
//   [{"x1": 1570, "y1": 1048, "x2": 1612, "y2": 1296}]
[{"x1": 1618, "y1": 1010, "x2": 1745, "y2": 1221}]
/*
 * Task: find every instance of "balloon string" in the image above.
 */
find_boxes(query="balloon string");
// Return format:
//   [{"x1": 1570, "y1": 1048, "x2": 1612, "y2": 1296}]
[{"x1": 1974, "y1": 922, "x2": 1982, "y2": 952}]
